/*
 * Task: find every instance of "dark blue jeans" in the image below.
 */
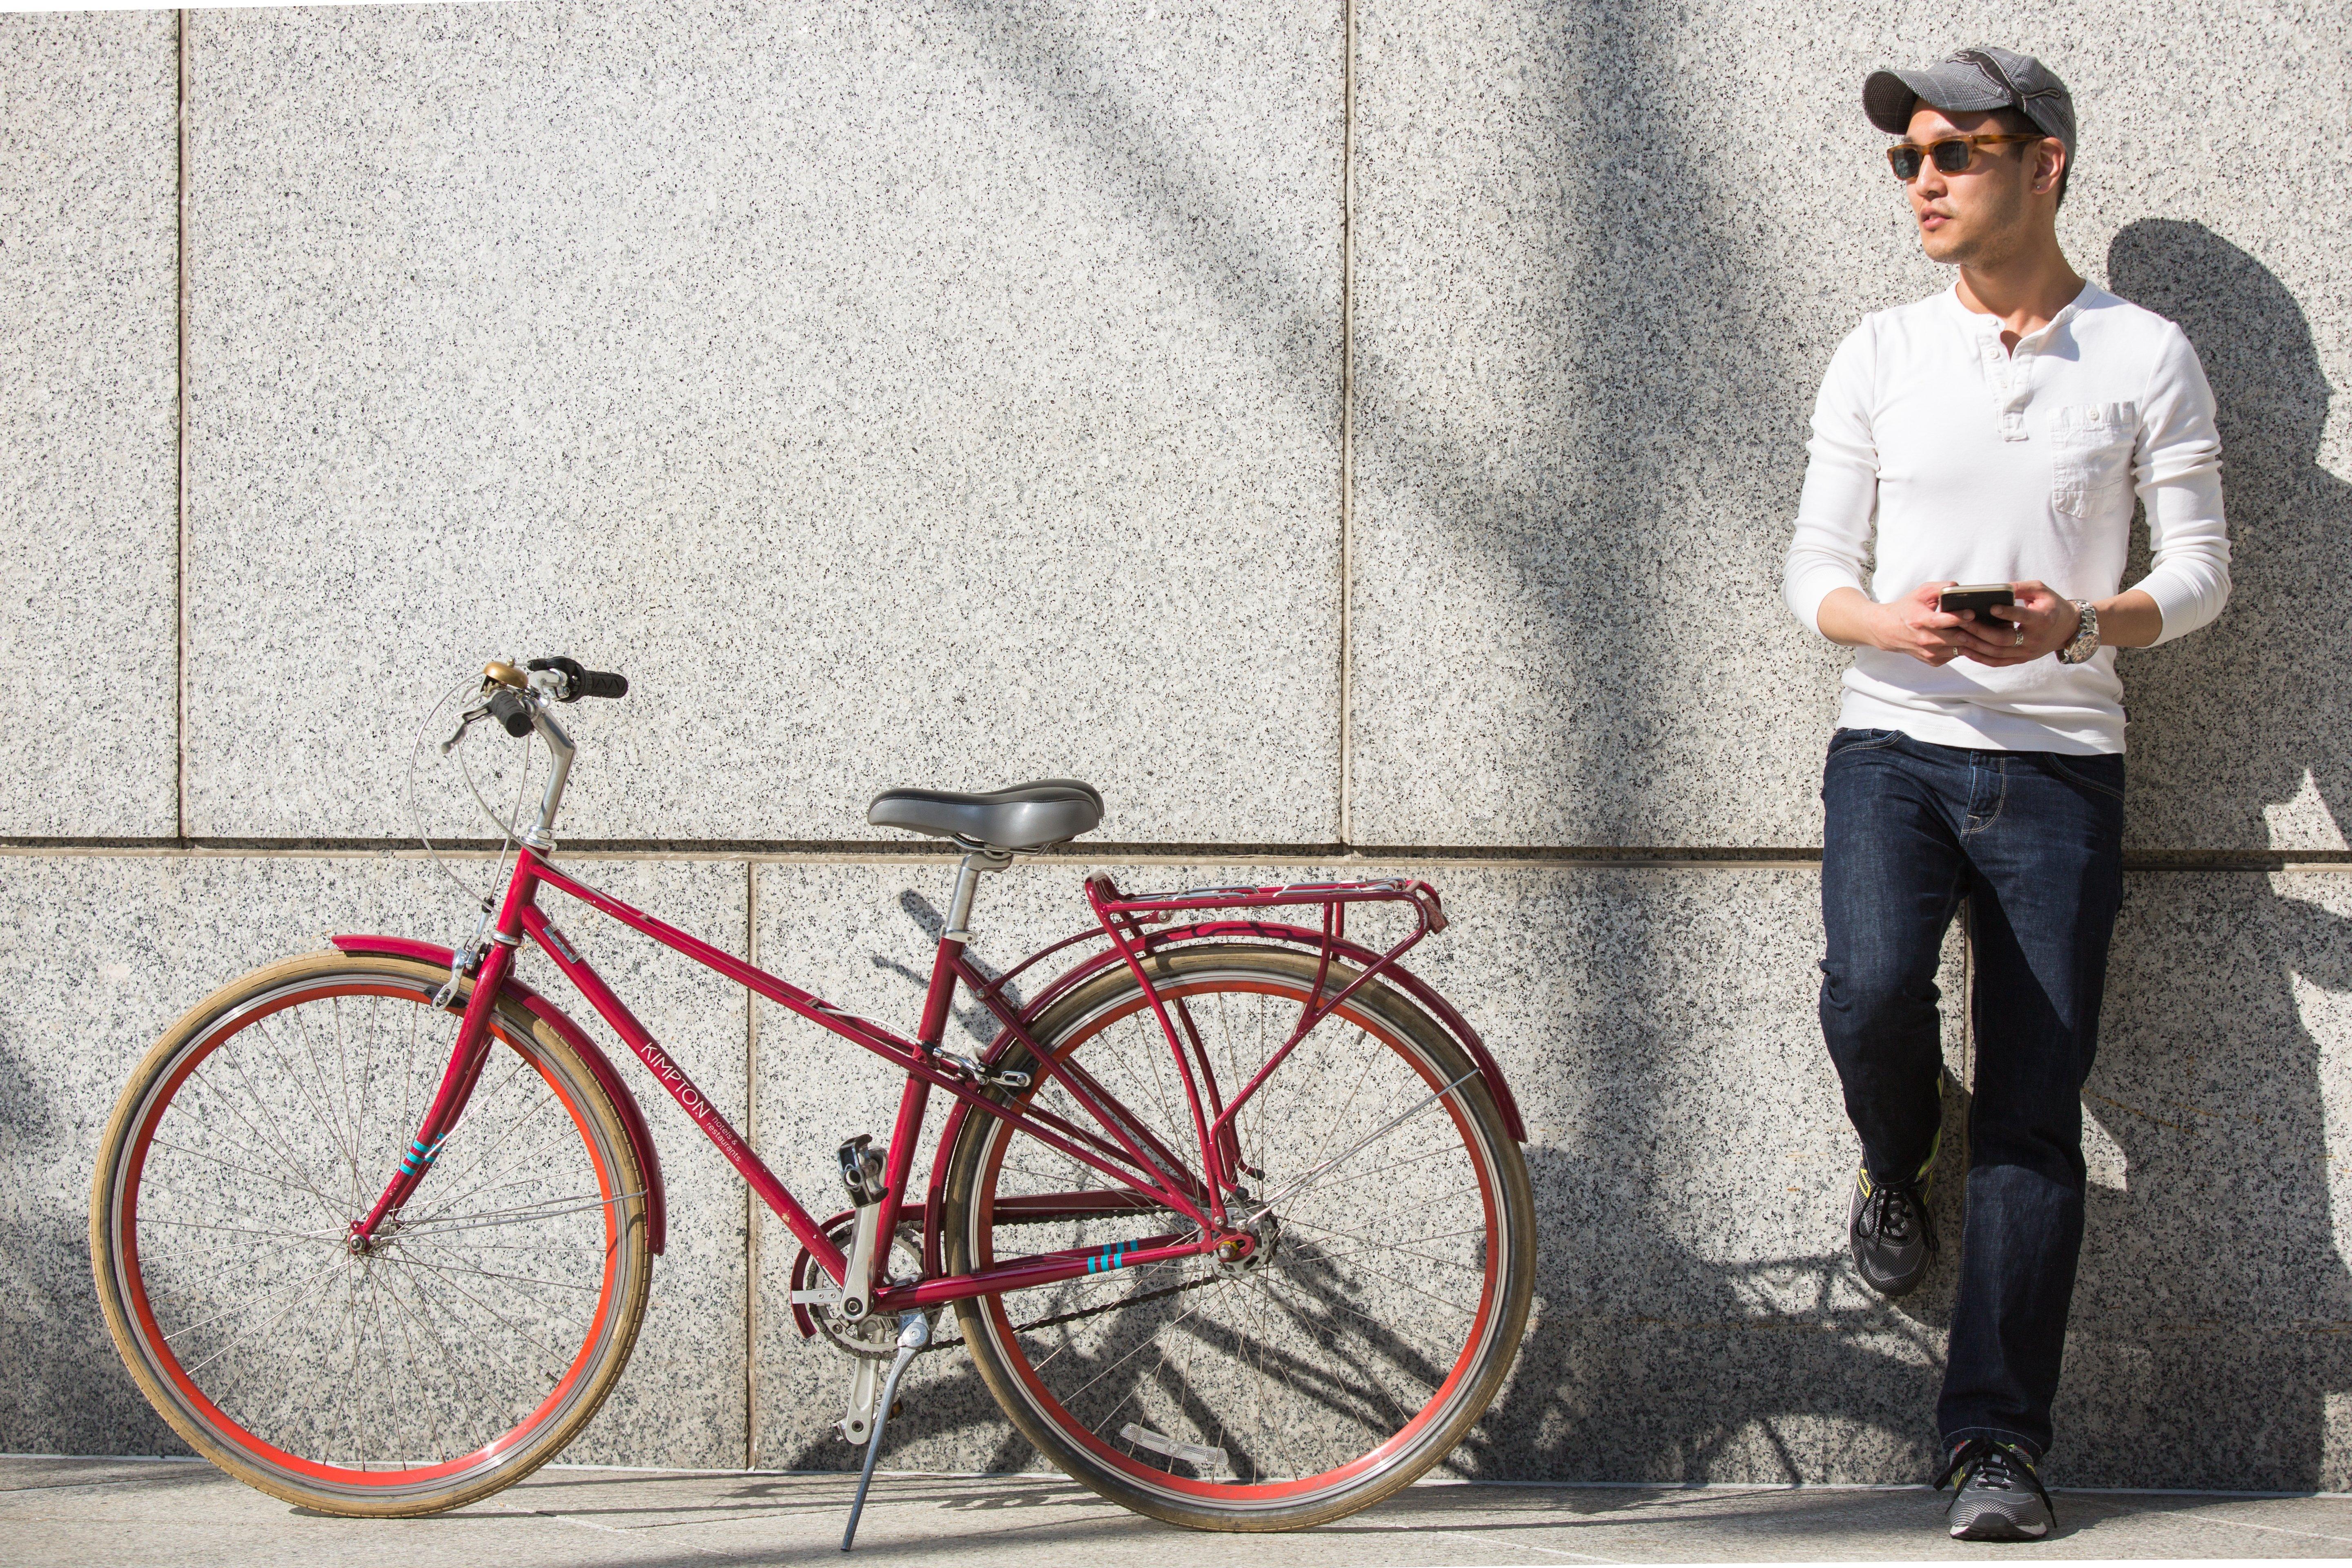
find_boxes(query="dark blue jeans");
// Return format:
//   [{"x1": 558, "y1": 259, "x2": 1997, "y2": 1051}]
[{"x1": 1819, "y1": 726, "x2": 2124, "y2": 1459}]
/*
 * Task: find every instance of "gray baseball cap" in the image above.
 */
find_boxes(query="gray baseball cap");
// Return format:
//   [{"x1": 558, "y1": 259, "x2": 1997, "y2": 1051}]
[{"x1": 1864, "y1": 45, "x2": 2075, "y2": 154}]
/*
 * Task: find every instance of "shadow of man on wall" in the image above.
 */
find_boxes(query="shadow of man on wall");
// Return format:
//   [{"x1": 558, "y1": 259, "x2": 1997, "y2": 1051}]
[
  {"x1": 2050, "y1": 218, "x2": 2352, "y2": 1490},
  {"x1": 2107, "y1": 218, "x2": 2352, "y2": 848}
]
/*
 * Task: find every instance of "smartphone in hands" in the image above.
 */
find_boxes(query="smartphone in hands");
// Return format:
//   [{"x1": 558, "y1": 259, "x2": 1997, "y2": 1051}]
[{"x1": 1938, "y1": 583, "x2": 2016, "y2": 636}]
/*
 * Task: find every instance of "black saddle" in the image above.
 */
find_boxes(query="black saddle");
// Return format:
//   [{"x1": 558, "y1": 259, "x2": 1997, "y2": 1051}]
[{"x1": 866, "y1": 779, "x2": 1104, "y2": 851}]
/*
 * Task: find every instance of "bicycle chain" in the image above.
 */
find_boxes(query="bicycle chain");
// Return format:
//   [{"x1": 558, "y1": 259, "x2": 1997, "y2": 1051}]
[{"x1": 915, "y1": 1271, "x2": 1223, "y2": 1356}]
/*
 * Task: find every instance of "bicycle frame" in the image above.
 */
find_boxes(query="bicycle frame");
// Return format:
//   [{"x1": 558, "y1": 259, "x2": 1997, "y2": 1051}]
[{"x1": 340, "y1": 842, "x2": 1517, "y2": 1316}]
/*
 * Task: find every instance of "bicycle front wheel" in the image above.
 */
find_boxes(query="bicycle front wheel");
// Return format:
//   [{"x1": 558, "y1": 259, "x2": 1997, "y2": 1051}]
[
  {"x1": 940, "y1": 944, "x2": 1533, "y2": 1530},
  {"x1": 90, "y1": 953, "x2": 652, "y2": 1516}
]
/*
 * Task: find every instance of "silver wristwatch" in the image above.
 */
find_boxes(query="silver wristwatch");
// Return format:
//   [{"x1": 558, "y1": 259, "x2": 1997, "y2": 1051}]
[{"x1": 2056, "y1": 599, "x2": 2099, "y2": 664}]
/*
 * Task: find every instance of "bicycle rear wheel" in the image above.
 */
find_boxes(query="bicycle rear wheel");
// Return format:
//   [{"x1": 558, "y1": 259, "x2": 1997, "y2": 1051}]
[
  {"x1": 940, "y1": 944, "x2": 1533, "y2": 1530},
  {"x1": 90, "y1": 953, "x2": 651, "y2": 1516}
]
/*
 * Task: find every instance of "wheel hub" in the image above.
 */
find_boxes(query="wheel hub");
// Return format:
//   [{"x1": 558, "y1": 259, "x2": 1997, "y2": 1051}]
[{"x1": 1212, "y1": 1209, "x2": 1281, "y2": 1278}]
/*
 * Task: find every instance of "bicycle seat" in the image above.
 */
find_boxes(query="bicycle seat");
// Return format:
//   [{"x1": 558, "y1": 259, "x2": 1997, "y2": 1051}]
[{"x1": 866, "y1": 779, "x2": 1104, "y2": 851}]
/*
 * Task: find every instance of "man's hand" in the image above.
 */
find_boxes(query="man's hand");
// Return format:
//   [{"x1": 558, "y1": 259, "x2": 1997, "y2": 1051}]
[
  {"x1": 1817, "y1": 582, "x2": 1970, "y2": 664},
  {"x1": 1952, "y1": 581, "x2": 2078, "y2": 665},
  {"x1": 1814, "y1": 581, "x2": 2090, "y2": 665}
]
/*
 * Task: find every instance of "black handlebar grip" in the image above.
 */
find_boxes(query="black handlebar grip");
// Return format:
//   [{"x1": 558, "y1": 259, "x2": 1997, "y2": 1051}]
[
  {"x1": 526, "y1": 655, "x2": 627, "y2": 701},
  {"x1": 487, "y1": 689, "x2": 536, "y2": 738}
]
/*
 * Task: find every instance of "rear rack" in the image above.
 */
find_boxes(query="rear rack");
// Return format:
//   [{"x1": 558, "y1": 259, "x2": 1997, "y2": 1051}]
[
  {"x1": 1079, "y1": 872, "x2": 1453, "y2": 1178},
  {"x1": 1085, "y1": 873, "x2": 1448, "y2": 934}
]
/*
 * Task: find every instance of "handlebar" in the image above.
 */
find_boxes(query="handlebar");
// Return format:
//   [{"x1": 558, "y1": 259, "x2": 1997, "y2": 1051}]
[
  {"x1": 487, "y1": 689, "x2": 536, "y2": 737},
  {"x1": 463, "y1": 656, "x2": 618, "y2": 850},
  {"x1": 482, "y1": 655, "x2": 628, "y2": 703},
  {"x1": 573, "y1": 668, "x2": 629, "y2": 699}
]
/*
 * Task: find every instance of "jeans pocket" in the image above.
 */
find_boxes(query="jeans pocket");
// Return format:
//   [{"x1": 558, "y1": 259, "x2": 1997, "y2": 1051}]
[
  {"x1": 2049, "y1": 405, "x2": 2136, "y2": 521},
  {"x1": 1826, "y1": 728, "x2": 1903, "y2": 760},
  {"x1": 2046, "y1": 753, "x2": 2126, "y2": 804}
]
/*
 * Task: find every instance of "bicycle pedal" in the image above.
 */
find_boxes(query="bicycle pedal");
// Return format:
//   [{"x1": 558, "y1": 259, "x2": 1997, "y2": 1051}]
[
  {"x1": 1120, "y1": 1423, "x2": 1232, "y2": 1478},
  {"x1": 837, "y1": 1135, "x2": 886, "y2": 1205},
  {"x1": 827, "y1": 1393, "x2": 903, "y2": 1442}
]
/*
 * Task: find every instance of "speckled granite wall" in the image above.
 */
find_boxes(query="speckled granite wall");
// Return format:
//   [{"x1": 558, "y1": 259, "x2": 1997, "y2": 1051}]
[
  {"x1": 178, "y1": 0, "x2": 1344, "y2": 845},
  {"x1": 1348, "y1": 0, "x2": 2351, "y2": 851},
  {"x1": 0, "y1": 11, "x2": 178, "y2": 837},
  {"x1": 3, "y1": 0, "x2": 2349, "y2": 1497}
]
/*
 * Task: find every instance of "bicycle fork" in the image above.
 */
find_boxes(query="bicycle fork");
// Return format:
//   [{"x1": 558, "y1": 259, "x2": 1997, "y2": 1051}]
[{"x1": 347, "y1": 938, "x2": 512, "y2": 1249}]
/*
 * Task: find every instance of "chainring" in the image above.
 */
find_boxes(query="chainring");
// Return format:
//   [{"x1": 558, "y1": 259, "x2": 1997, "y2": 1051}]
[{"x1": 790, "y1": 1217, "x2": 925, "y2": 1359}]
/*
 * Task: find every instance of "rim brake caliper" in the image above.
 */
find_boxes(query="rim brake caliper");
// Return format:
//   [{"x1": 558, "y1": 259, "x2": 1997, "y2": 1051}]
[{"x1": 431, "y1": 908, "x2": 494, "y2": 1012}]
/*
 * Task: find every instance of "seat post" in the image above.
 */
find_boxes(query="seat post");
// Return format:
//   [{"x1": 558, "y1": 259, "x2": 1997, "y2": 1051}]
[{"x1": 942, "y1": 848, "x2": 1013, "y2": 943}]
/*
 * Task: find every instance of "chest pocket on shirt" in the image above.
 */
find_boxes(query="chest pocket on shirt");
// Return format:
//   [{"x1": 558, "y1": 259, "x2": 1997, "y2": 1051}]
[{"x1": 2049, "y1": 403, "x2": 2137, "y2": 520}]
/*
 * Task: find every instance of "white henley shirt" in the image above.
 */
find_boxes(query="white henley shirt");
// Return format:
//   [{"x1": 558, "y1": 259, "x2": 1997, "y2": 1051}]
[{"x1": 1782, "y1": 281, "x2": 2230, "y2": 754}]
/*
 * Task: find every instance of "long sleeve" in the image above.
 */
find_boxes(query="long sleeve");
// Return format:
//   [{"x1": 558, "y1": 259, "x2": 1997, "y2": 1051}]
[
  {"x1": 2127, "y1": 325, "x2": 2231, "y2": 643},
  {"x1": 1783, "y1": 323, "x2": 1880, "y2": 637}
]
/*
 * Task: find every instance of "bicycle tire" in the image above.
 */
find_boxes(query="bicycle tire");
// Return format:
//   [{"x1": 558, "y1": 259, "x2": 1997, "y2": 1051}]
[
  {"x1": 90, "y1": 952, "x2": 652, "y2": 1517},
  {"x1": 940, "y1": 944, "x2": 1533, "y2": 1531}
]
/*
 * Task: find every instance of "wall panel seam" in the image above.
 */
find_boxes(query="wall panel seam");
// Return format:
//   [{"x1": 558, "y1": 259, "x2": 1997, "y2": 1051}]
[
  {"x1": 1, "y1": 842, "x2": 2340, "y2": 873},
  {"x1": 174, "y1": 9, "x2": 189, "y2": 841},
  {"x1": 743, "y1": 858, "x2": 757, "y2": 1471},
  {"x1": 1336, "y1": 0, "x2": 1356, "y2": 849}
]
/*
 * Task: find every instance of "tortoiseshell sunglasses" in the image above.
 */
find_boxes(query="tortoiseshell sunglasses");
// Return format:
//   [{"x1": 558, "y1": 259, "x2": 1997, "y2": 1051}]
[{"x1": 1886, "y1": 133, "x2": 2044, "y2": 182}]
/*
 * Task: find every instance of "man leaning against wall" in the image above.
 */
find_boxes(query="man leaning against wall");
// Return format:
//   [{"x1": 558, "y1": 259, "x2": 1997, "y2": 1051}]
[{"x1": 1780, "y1": 45, "x2": 2232, "y2": 1543}]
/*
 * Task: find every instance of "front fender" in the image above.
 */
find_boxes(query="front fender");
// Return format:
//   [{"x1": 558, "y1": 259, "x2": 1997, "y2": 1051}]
[{"x1": 330, "y1": 934, "x2": 667, "y2": 1254}]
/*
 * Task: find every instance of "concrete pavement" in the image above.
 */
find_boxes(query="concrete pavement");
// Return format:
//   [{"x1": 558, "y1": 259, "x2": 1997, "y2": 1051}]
[{"x1": 5, "y1": 1456, "x2": 2351, "y2": 1565}]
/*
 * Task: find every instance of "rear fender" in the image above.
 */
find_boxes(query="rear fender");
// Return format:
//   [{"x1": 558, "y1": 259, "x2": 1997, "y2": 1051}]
[
  {"x1": 330, "y1": 934, "x2": 667, "y2": 1254},
  {"x1": 919, "y1": 919, "x2": 1525, "y2": 1274}
]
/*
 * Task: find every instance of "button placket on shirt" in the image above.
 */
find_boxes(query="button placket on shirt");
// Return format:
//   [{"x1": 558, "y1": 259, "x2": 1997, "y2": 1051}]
[
  {"x1": 1976, "y1": 300, "x2": 2080, "y2": 444},
  {"x1": 1971, "y1": 318, "x2": 2029, "y2": 443}
]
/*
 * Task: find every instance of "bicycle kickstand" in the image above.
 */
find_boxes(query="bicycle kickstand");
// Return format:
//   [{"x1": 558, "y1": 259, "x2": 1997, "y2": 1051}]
[{"x1": 840, "y1": 1311, "x2": 931, "y2": 1553}]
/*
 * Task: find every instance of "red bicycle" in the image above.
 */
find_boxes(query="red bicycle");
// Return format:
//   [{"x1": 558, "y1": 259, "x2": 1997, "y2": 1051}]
[{"x1": 91, "y1": 658, "x2": 1535, "y2": 1545}]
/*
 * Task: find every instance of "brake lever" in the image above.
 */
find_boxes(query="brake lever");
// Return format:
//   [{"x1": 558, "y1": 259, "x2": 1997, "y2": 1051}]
[{"x1": 439, "y1": 704, "x2": 494, "y2": 755}]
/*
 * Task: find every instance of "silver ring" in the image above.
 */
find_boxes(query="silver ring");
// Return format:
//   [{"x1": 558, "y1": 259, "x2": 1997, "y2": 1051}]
[{"x1": 2014, "y1": 629, "x2": 2025, "y2": 645}]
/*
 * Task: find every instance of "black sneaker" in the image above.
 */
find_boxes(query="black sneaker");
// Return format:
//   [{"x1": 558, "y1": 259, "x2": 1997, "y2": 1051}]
[
  {"x1": 1936, "y1": 1437, "x2": 2054, "y2": 1540},
  {"x1": 1848, "y1": 1156, "x2": 1937, "y2": 1297}
]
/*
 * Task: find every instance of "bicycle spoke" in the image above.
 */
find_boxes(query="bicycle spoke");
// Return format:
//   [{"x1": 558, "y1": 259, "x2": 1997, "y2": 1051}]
[
  {"x1": 379, "y1": 1247, "x2": 600, "y2": 1295},
  {"x1": 401, "y1": 1085, "x2": 570, "y2": 1227},
  {"x1": 339, "y1": 1262, "x2": 370, "y2": 1469},
  {"x1": 161, "y1": 1252, "x2": 345, "y2": 1347},
  {"x1": 180, "y1": 1065, "x2": 346, "y2": 1228},
  {"x1": 376, "y1": 1264, "x2": 463, "y2": 1458},
  {"x1": 148, "y1": 1137, "x2": 342, "y2": 1209},
  {"x1": 103, "y1": 969, "x2": 647, "y2": 1503},
  {"x1": 398, "y1": 1049, "x2": 543, "y2": 1198},
  {"x1": 350, "y1": 996, "x2": 387, "y2": 1213},
  {"x1": 180, "y1": 1254, "x2": 350, "y2": 1378},
  {"x1": 142, "y1": 1215, "x2": 345, "y2": 1244},
  {"x1": 389, "y1": 1189, "x2": 637, "y2": 1241},
  {"x1": 953, "y1": 951, "x2": 1523, "y2": 1507},
  {"x1": 1052, "y1": 1296, "x2": 1210, "y2": 1409},
  {"x1": 1278, "y1": 1216, "x2": 1488, "y2": 1272},
  {"x1": 1261, "y1": 1250, "x2": 1477, "y2": 1321},
  {"x1": 276, "y1": 1005, "x2": 364, "y2": 1201},
  {"x1": 1247, "y1": 1071, "x2": 1477, "y2": 1218}
]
